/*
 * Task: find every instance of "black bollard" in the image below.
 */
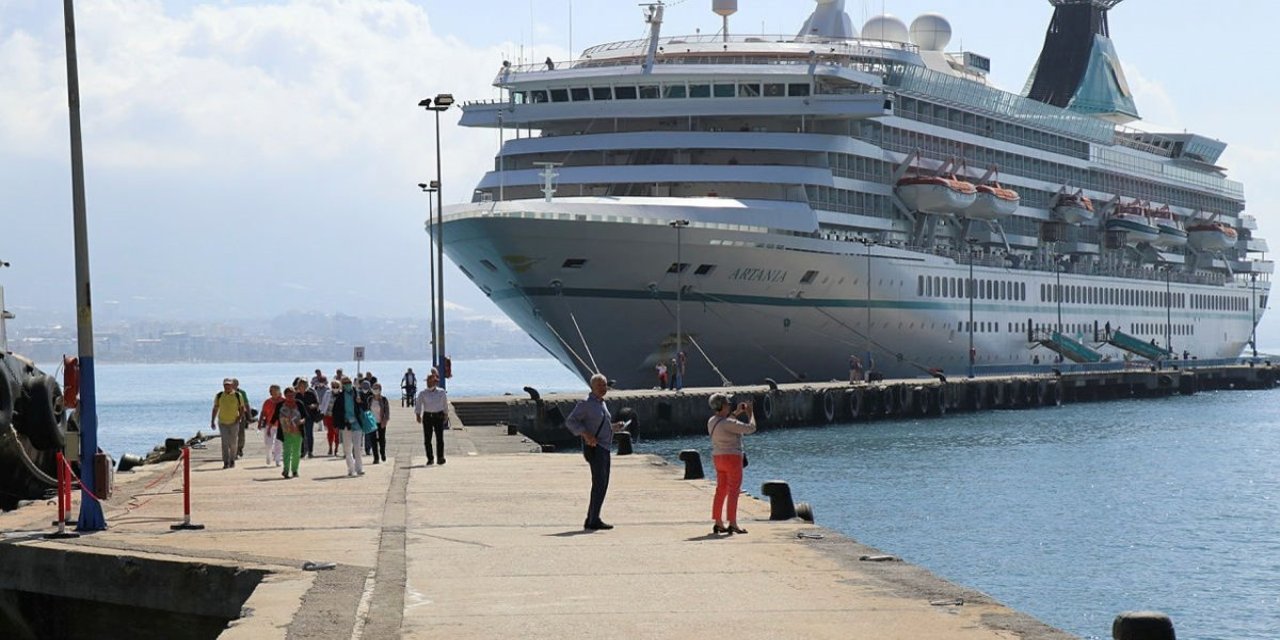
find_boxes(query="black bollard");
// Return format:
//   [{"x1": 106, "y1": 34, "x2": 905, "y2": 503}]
[
  {"x1": 615, "y1": 432, "x2": 633, "y2": 455},
  {"x1": 677, "y1": 449, "x2": 704, "y2": 480},
  {"x1": 761, "y1": 480, "x2": 797, "y2": 520},
  {"x1": 116, "y1": 453, "x2": 144, "y2": 472},
  {"x1": 796, "y1": 501, "x2": 814, "y2": 523},
  {"x1": 1112, "y1": 611, "x2": 1175, "y2": 640}
]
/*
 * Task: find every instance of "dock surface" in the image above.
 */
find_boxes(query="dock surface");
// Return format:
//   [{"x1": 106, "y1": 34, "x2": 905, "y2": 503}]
[{"x1": 1, "y1": 403, "x2": 1075, "y2": 639}]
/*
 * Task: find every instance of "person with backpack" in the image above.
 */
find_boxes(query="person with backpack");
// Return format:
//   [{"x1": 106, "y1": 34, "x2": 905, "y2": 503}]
[{"x1": 210, "y1": 378, "x2": 245, "y2": 469}]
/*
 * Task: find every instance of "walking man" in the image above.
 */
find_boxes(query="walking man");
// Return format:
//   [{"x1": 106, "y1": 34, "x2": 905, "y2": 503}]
[
  {"x1": 414, "y1": 369, "x2": 448, "y2": 465},
  {"x1": 564, "y1": 373, "x2": 625, "y2": 530},
  {"x1": 210, "y1": 379, "x2": 243, "y2": 469},
  {"x1": 401, "y1": 368, "x2": 417, "y2": 408}
]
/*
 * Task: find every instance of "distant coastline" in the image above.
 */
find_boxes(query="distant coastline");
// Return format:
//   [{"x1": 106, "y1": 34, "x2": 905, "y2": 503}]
[{"x1": 7, "y1": 312, "x2": 546, "y2": 364}]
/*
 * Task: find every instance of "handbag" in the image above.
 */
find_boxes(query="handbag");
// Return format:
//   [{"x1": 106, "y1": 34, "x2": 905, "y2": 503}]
[
  {"x1": 742, "y1": 452, "x2": 749, "y2": 468},
  {"x1": 358, "y1": 409, "x2": 378, "y2": 434}
]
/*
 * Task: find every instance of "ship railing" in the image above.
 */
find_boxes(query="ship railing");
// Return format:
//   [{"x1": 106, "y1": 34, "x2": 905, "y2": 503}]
[{"x1": 578, "y1": 33, "x2": 917, "y2": 59}]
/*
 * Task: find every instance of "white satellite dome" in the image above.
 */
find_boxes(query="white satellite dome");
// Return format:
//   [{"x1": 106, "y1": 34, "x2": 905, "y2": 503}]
[
  {"x1": 862, "y1": 15, "x2": 909, "y2": 43},
  {"x1": 910, "y1": 13, "x2": 952, "y2": 51}
]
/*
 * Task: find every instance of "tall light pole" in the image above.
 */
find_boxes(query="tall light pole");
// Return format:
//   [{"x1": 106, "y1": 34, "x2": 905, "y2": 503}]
[
  {"x1": 418, "y1": 182, "x2": 438, "y2": 364},
  {"x1": 62, "y1": 0, "x2": 105, "y2": 531},
  {"x1": 419, "y1": 94, "x2": 453, "y2": 387},
  {"x1": 967, "y1": 239, "x2": 977, "y2": 378},
  {"x1": 858, "y1": 237, "x2": 874, "y2": 373},
  {"x1": 670, "y1": 219, "x2": 689, "y2": 387},
  {"x1": 1164, "y1": 265, "x2": 1172, "y2": 354},
  {"x1": 1251, "y1": 272, "x2": 1259, "y2": 359},
  {"x1": 1054, "y1": 248, "x2": 1063, "y2": 333},
  {"x1": 0, "y1": 259, "x2": 11, "y2": 353}
]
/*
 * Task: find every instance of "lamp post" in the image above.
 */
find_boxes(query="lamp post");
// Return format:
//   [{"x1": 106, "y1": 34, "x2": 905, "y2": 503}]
[
  {"x1": 418, "y1": 182, "x2": 438, "y2": 364},
  {"x1": 1054, "y1": 248, "x2": 1063, "y2": 333},
  {"x1": 967, "y1": 240, "x2": 977, "y2": 378},
  {"x1": 1251, "y1": 272, "x2": 1259, "y2": 359},
  {"x1": 670, "y1": 219, "x2": 689, "y2": 387},
  {"x1": 858, "y1": 237, "x2": 874, "y2": 373},
  {"x1": 1164, "y1": 265, "x2": 1172, "y2": 354},
  {"x1": 419, "y1": 93, "x2": 453, "y2": 387},
  {"x1": 62, "y1": 0, "x2": 105, "y2": 531}
]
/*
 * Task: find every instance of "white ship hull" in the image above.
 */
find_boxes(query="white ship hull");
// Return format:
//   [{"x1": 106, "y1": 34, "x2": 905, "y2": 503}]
[{"x1": 443, "y1": 199, "x2": 1263, "y2": 389}]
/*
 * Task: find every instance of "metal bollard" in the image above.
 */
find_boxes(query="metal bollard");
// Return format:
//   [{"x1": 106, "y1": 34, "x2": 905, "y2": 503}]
[
  {"x1": 1112, "y1": 611, "x2": 1175, "y2": 640},
  {"x1": 677, "y1": 450, "x2": 704, "y2": 480},
  {"x1": 761, "y1": 480, "x2": 797, "y2": 520},
  {"x1": 615, "y1": 432, "x2": 633, "y2": 455}
]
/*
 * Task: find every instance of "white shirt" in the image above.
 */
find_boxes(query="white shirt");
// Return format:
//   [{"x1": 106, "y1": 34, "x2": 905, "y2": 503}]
[{"x1": 415, "y1": 386, "x2": 449, "y2": 415}]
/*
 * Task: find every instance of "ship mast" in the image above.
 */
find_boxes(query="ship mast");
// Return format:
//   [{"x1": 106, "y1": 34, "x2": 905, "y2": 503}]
[{"x1": 642, "y1": 1, "x2": 665, "y2": 74}]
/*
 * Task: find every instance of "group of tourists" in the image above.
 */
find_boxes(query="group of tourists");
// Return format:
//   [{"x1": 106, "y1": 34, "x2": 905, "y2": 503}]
[
  {"x1": 565, "y1": 373, "x2": 756, "y2": 534},
  {"x1": 210, "y1": 366, "x2": 448, "y2": 478}
]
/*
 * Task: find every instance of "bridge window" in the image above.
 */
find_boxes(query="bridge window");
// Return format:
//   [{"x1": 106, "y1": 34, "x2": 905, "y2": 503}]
[
  {"x1": 527, "y1": 90, "x2": 548, "y2": 103},
  {"x1": 713, "y1": 84, "x2": 736, "y2": 98},
  {"x1": 689, "y1": 84, "x2": 711, "y2": 98},
  {"x1": 550, "y1": 89, "x2": 569, "y2": 103},
  {"x1": 592, "y1": 87, "x2": 613, "y2": 100},
  {"x1": 663, "y1": 84, "x2": 686, "y2": 99},
  {"x1": 639, "y1": 85, "x2": 659, "y2": 99},
  {"x1": 614, "y1": 86, "x2": 637, "y2": 100},
  {"x1": 788, "y1": 83, "x2": 810, "y2": 97},
  {"x1": 570, "y1": 87, "x2": 590, "y2": 101},
  {"x1": 764, "y1": 83, "x2": 786, "y2": 97},
  {"x1": 738, "y1": 83, "x2": 761, "y2": 97}
]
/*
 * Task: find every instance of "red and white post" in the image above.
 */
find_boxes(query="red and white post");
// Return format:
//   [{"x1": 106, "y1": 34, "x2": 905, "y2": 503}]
[
  {"x1": 170, "y1": 446, "x2": 204, "y2": 531},
  {"x1": 46, "y1": 451, "x2": 80, "y2": 539}
]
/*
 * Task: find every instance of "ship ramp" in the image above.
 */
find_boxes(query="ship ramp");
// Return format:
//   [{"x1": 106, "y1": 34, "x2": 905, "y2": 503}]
[
  {"x1": 1037, "y1": 331, "x2": 1104, "y2": 364},
  {"x1": 1106, "y1": 330, "x2": 1173, "y2": 361}
]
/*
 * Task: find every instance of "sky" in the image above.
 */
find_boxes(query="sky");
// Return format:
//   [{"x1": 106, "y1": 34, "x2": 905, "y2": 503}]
[{"x1": 1, "y1": 0, "x2": 1278, "y2": 344}]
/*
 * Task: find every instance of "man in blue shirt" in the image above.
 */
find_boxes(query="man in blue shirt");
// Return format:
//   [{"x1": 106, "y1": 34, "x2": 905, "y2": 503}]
[{"x1": 564, "y1": 373, "x2": 624, "y2": 530}]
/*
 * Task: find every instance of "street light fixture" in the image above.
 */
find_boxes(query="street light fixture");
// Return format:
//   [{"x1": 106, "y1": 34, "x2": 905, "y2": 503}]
[
  {"x1": 670, "y1": 219, "x2": 689, "y2": 389},
  {"x1": 1251, "y1": 272, "x2": 1259, "y2": 359},
  {"x1": 418, "y1": 182, "x2": 438, "y2": 363},
  {"x1": 967, "y1": 239, "x2": 978, "y2": 378},
  {"x1": 857, "y1": 237, "x2": 875, "y2": 375},
  {"x1": 419, "y1": 94, "x2": 453, "y2": 387}
]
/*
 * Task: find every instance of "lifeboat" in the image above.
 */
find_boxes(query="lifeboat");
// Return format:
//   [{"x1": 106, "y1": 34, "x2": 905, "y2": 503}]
[
  {"x1": 1103, "y1": 202, "x2": 1160, "y2": 244},
  {"x1": 1053, "y1": 192, "x2": 1095, "y2": 225},
  {"x1": 964, "y1": 184, "x2": 1020, "y2": 220},
  {"x1": 1187, "y1": 221, "x2": 1238, "y2": 251},
  {"x1": 895, "y1": 175, "x2": 977, "y2": 214},
  {"x1": 1148, "y1": 207, "x2": 1187, "y2": 248}
]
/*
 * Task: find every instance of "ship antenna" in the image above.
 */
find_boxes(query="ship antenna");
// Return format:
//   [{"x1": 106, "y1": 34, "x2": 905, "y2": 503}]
[
  {"x1": 533, "y1": 162, "x2": 562, "y2": 202},
  {"x1": 641, "y1": 1, "x2": 665, "y2": 74}
]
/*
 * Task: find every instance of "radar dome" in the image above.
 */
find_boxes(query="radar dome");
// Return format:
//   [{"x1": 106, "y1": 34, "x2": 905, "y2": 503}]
[
  {"x1": 910, "y1": 14, "x2": 952, "y2": 51},
  {"x1": 862, "y1": 15, "x2": 909, "y2": 43}
]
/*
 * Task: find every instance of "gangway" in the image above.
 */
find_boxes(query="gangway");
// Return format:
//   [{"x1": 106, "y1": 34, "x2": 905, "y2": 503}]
[
  {"x1": 1106, "y1": 330, "x2": 1173, "y2": 361},
  {"x1": 1035, "y1": 330, "x2": 1104, "y2": 363}
]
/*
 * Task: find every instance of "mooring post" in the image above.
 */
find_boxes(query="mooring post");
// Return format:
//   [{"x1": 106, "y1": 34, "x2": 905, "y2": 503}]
[
  {"x1": 677, "y1": 449, "x2": 704, "y2": 479},
  {"x1": 1112, "y1": 611, "x2": 1175, "y2": 640}
]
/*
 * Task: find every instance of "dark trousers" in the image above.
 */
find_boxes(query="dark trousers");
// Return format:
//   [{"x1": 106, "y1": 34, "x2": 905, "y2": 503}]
[
  {"x1": 583, "y1": 444, "x2": 611, "y2": 525},
  {"x1": 422, "y1": 412, "x2": 446, "y2": 462},
  {"x1": 303, "y1": 417, "x2": 315, "y2": 457},
  {"x1": 237, "y1": 418, "x2": 248, "y2": 457},
  {"x1": 370, "y1": 426, "x2": 387, "y2": 462}
]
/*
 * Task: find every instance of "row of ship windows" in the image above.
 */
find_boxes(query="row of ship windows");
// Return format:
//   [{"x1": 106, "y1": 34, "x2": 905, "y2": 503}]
[
  {"x1": 956, "y1": 321, "x2": 1195, "y2": 337},
  {"x1": 919, "y1": 276, "x2": 1027, "y2": 301},
  {"x1": 894, "y1": 96, "x2": 1091, "y2": 160},
  {"x1": 918, "y1": 275, "x2": 1253, "y2": 312},
  {"x1": 515, "y1": 82, "x2": 813, "y2": 105}
]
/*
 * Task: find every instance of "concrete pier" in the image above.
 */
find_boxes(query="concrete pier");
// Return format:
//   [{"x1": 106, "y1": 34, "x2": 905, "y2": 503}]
[
  {"x1": 0, "y1": 403, "x2": 1077, "y2": 639},
  {"x1": 480, "y1": 362, "x2": 1280, "y2": 447}
]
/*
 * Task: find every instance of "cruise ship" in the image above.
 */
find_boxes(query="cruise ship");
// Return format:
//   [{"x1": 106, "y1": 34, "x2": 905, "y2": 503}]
[{"x1": 442, "y1": 0, "x2": 1271, "y2": 389}]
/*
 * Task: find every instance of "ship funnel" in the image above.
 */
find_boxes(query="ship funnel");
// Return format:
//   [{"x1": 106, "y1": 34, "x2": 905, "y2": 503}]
[
  {"x1": 1025, "y1": 0, "x2": 1138, "y2": 123},
  {"x1": 713, "y1": 0, "x2": 737, "y2": 42},
  {"x1": 797, "y1": 0, "x2": 857, "y2": 41}
]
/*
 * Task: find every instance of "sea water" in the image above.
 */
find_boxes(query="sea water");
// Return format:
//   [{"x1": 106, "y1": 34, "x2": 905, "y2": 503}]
[{"x1": 52, "y1": 358, "x2": 1280, "y2": 640}]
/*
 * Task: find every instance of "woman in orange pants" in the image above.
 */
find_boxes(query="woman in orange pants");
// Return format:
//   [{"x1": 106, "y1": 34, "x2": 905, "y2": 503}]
[
  {"x1": 322, "y1": 380, "x2": 341, "y2": 455},
  {"x1": 707, "y1": 393, "x2": 756, "y2": 535}
]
